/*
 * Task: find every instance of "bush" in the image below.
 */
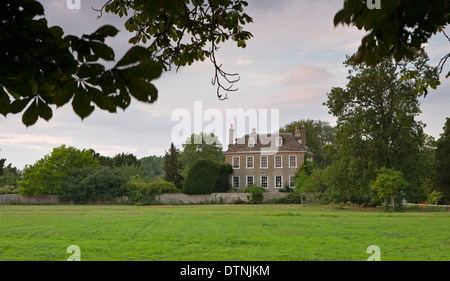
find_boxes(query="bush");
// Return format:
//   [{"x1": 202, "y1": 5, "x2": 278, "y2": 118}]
[
  {"x1": 60, "y1": 166, "x2": 127, "y2": 203},
  {"x1": 243, "y1": 185, "x2": 266, "y2": 204},
  {"x1": 182, "y1": 159, "x2": 232, "y2": 194},
  {"x1": 0, "y1": 184, "x2": 19, "y2": 194},
  {"x1": 126, "y1": 177, "x2": 180, "y2": 204}
]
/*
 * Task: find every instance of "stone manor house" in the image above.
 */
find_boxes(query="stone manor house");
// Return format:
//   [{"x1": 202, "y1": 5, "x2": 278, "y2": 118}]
[{"x1": 224, "y1": 123, "x2": 312, "y2": 192}]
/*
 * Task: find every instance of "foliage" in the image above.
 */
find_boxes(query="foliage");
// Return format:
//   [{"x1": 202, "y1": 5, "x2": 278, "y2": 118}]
[
  {"x1": 435, "y1": 118, "x2": 450, "y2": 203},
  {"x1": 182, "y1": 158, "x2": 232, "y2": 194},
  {"x1": 113, "y1": 163, "x2": 149, "y2": 181},
  {"x1": 19, "y1": 145, "x2": 99, "y2": 195},
  {"x1": 0, "y1": 164, "x2": 21, "y2": 189},
  {"x1": 163, "y1": 143, "x2": 184, "y2": 189},
  {"x1": 126, "y1": 176, "x2": 180, "y2": 204},
  {"x1": 280, "y1": 119, "x2": 336, "y2": 168},
  {"x1": 323, "y1": 51, "x2": 433, "y2": 204},
  {"x1": 0, "y1": 184, "x2": 19, "y2": 194},
  {"x1": 140, "y1": 155, "x2": 164, "y2": 179},
  {"x1": 370, "y1": 168, "x2": 409, "y2": 201},
  {"x1": 429, "y1": 190, "x2": 445, "y2": 205},
  {"x1": 104, "y1": 0, "x2": 253, "y2": 99},
  {"x1": 180, "y1": 132, "x2": 225, "y2": 177},
  {"x1": 91, "y1": 150, "x2": 141, "y2": 168},
  {"x1": 0, "y1": 0, "x2": 163, "y2": 126},
  {"x1": 334, "y1": 0, "x2": 446, "y2": 95},
  {"x1": 60, "y1": 166, "x2": 127, "y2": 203},
  {"x1": 242, "y1": 185, "x2": 266, "y2": 204}
]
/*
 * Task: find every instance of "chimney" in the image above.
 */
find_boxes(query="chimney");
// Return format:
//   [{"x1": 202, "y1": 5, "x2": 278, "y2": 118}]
[
  {"x1": 301, "y1": 122, "x2": 306, "y2": 145},
  {"x1": 228, "y1": 124, "x2": 234, "y2": 146},
  {"x1": 294, "y1": 126, "x2": 301, "y2": 138}
]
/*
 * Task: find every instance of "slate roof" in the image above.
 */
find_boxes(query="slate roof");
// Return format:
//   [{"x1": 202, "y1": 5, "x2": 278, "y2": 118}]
[{"x1": 225, "y1": 133, "x2": 310, "y2": 153}]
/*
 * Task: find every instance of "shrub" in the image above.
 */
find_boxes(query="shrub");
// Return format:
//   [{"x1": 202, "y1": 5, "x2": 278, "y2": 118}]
[
  {"x1": 182, "y1": 159, "x2": 232, "y2": 194},
  {"x1": 126, "y1": 178, "x2": 180, "y2": 204},
  {"x1": 60, "y1": 166, "x2": 127, "y2": 203},
  {"x1": 0, "y1": 184, "x2": 19, "y2": 194},
  {"x1": 243, "y1": 185, "x2": 266, "y2": 204}
]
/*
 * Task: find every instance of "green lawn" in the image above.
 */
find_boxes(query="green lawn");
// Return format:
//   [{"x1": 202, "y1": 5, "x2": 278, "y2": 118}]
[{"x1": 0, "y1": 204, "x2": 448, "y2": 261}]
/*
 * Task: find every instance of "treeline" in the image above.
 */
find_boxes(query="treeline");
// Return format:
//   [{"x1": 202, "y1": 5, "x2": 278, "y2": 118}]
[{"x1": 0, "y1": 131, "x2": 232, "y2": 204}]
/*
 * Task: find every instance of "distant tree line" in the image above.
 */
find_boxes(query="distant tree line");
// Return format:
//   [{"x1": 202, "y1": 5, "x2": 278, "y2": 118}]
[{"x1": 0, "y1": 131, "x2": 232, "y2": 203}]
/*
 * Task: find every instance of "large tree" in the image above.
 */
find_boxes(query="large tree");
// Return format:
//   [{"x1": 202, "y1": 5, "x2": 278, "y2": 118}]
[
  {"x1": 180, "y1": 132, "x2": 224, "y2": 177},
  {"x1": 435, "y1": 118, "x2": 450, "y2": 203},
  {"x1": 323, "y1": 50, "x2": 434, "y2": 203},
  {"x1": 19, "y1": 145, "x2": 99, "y2": 195},
  {"x1": 0, "y1": 0, "x2": 252, "y2": 126},
  {"x1": 163, "y1": 143, "x2": 184, "y2": 190}
]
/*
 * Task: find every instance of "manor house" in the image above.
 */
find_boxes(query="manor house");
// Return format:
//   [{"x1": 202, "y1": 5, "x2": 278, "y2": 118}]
[{"x1": 224, "y1": 123, "x2": 312, "y2": 192}]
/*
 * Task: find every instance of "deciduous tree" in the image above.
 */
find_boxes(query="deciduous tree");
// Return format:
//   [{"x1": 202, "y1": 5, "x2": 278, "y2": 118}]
[{"x1": 323, "y1": 50, "x2": 433, "y2": 203}]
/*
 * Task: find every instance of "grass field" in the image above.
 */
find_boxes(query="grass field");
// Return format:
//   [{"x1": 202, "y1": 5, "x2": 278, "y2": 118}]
[{"x1": 0, "y1": 204, "x2": 448, "y2": 261}]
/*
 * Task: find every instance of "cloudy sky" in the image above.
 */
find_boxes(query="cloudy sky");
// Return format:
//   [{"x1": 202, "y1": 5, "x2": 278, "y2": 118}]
[{"x1": 1, "y1": 0, "x2": 449, "y2": 169}]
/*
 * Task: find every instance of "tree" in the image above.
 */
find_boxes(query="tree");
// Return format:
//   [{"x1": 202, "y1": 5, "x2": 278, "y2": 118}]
[
  {"x1": 140, "y1": 155, "x2": 164, "y2": 179},
  {"x1": 334, "y1": 0, "x2": 445, "y2": 96},
  {"x1": 370, "y1": 167, "x2": 409, "y2": 211},
  {"x1": 435, "y1": 118, "x2": 450, "y2": 203},
  {"x1": 163, "y1": 143, "x2": 184, "y2": 190},
  {"x1": 180, "y1": 132, "x2": 225, "y2": 177},
  {"x1": 280, "y1": 119, "x2": 336, "y2": 168},
  {"x1": 0, "y1": 0, "x2": 253, "y2": 126},
  {"x1": 60, "y1": 166, "x2": 127, "y2": 203},
  {"x1": 323, "y1": 50, "x2": 433, "y2": 204},
  {"x1": 19, "y1": 145, "x2": 99, "y2": 195},
  {"x1": 102, "y1": 0, "x2": 253, "y2": 100},
  {"x1": 182, "y1": 158, "x2": 232, "y2": 194}
]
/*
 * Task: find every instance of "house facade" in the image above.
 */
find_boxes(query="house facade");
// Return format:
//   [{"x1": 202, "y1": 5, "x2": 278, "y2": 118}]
[{"x1": 224, "y1": 124, "x2": 312, "y2": 192}]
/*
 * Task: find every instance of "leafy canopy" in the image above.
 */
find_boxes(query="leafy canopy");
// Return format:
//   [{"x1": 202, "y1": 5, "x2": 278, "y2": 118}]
[{"x1": 1, "y1": 0, "x2": 253, "y2": 126}]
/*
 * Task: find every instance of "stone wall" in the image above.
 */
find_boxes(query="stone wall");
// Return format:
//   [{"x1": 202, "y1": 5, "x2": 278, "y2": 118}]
[
  {"x1": 0, "y1": 194, "x2": 61, "y2": 205},
  {"x1": 0, "y1": 192, "x2": 290, "y2": 205}
]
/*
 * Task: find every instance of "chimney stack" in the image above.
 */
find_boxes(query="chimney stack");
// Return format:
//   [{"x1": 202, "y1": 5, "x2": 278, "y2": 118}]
[
  {"x1": 229, "y1": 124, "x2": 234, "y2": 146},
  {"x1": 301, "y1": 122, "x2": 306, "y2": 145},
  {"x1": 294, "y1": 126, "x2": 301, "y2": 138}
]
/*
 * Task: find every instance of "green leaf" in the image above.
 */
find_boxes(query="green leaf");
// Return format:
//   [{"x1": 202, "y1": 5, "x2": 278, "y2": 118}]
[
  {"x1": 0, "y1": 88, "x2": 11, "y2": 116},
  {"x1": 72, "y1": 91, "x2": 95, "y2": 120},
  {"x1": 10, "y1": 98, "x2": 32, "y2": 114},
  {"x1": 22, "y1": 100, "x2": 39, "y2": 127},
  {"x1": 115, "y1": 46, "x2": 151, "y2": 68},
  {"x1": 90, "y1": 42, "x2": 115, "y2": 61},
  {"x1": 127, "y1": 79, "x2": 158, "y2": 103},
  {"x1": 37, "y1": 99, "x2": 53, "y2": 121},
  {"x1": 93, "y1": 25, "x2": 119, "y2": 38}
]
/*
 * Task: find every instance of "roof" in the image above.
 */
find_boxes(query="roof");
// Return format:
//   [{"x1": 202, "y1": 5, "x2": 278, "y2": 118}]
[{"x1": 225, "y1": 133, "x2": 310, "y2": 153}]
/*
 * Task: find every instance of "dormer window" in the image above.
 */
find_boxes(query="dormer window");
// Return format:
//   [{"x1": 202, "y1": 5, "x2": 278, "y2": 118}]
[
  {"x1": 275, "y1": 136, "x2": 283, "y2": 147},
  {"x1": 248, "y1": 137, "x2": 256, "y2": 147}
]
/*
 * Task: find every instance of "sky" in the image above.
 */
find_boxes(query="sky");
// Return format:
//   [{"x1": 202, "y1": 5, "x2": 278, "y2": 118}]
[{"x1": 1, "y1": 0, "x2": 449, "y2": 170}]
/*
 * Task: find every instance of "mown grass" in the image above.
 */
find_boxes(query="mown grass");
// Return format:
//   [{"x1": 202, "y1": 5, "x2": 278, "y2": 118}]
[{"x1": 0, "y1": 204, "x2": 448, "y2": 261}]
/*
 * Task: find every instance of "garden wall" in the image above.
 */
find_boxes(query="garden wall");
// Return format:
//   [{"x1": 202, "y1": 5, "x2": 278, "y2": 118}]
[{"x1": 0, "y1": 192, "x2": 289, "y2": 205}]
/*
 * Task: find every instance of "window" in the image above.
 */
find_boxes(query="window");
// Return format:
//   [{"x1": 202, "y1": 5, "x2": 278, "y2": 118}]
[
  {"x1": 248, "y1": 137, "x2": 255, "y2": 147},
  {"x1": 260, "y1": 156, "x2": 268, "y2": 169},
  {"x1": 276, "y1": 136, "x2": 283, "y2": 147},
  {"x1": 289, "y1": 155, "x2": 297, "y2": 168},
  {"x1": 232, "y1": 156, "x2": 240, "y2": 169},
  {"x1": 274, "y1": 155, "x2": 282, "y2": 168},
  {"x1": 289, "y1": 175, "x2": 295, "y2": 188},
  {"x1": 232, "y1": 176, "x2": 240, "y2": 188},
  {"x1": 261, "y1": 176, "x2": 268, "y2": 189},
  {"x1": 275, "y1": 176, "x2": 283, "y2": 188},
  {"x1": 246, "y1": 176, "x2": 254, "y2": 187},
  {"x1": 246, "y1": 156, "x2": 254, "y2": 169}
]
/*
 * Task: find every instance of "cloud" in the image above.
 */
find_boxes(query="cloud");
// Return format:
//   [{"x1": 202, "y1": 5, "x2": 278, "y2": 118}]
[{"x1": 284, "y1": 64, "x2": 332, "y2": 86}]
